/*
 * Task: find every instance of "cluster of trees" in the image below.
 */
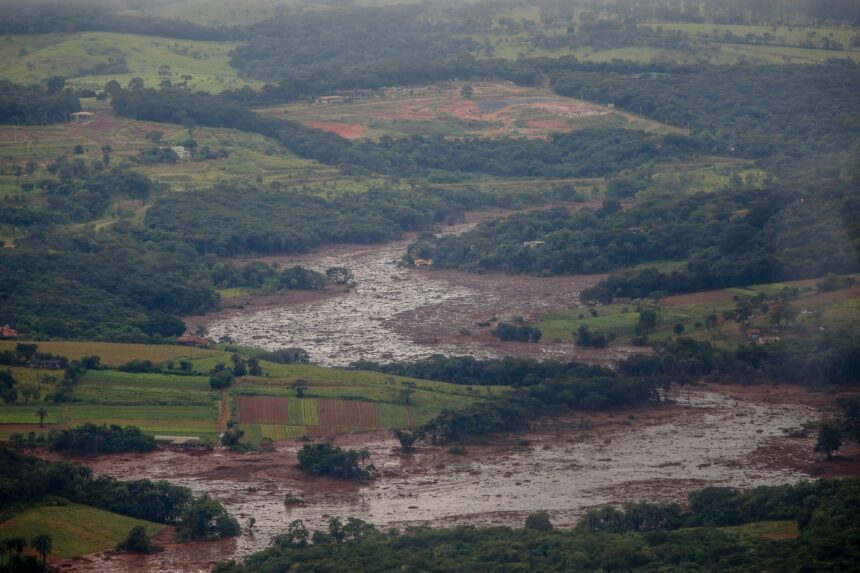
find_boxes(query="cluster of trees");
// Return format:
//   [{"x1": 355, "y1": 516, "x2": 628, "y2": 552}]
[
  {"x1": 256, "y1": 348, "x2": 311, "y2": 365},
  {"x1": 491, "y1": 322, "x2": 542, "y2": 342},
  {"x1": 419, "y1": 374, "x2": 660, "y2": 444},
  {"x1": 212, "y1": 478, "x2": 860, "y2": 573},
  {"x1": 0, "y1": 80, "x2": 80, "y2": 126},
  {"x1": 142, "y1": 184, "x2": 551, "y2": 256},
  {"x1": 0, "y1": 0, "x2": 234, "y2": 39},
  {"x1": 0, "y1": 449, "x2": 238, "y2": 540},
  {"x1": 296, "y1": 443, "x2": 373, "y2": 481},
  {"x1": 0, "y1": 533, "x2": 52, "y2": 572},
  {"x1": 351, "y1": 355, "x2": 611, "y2": 386},
  {"x1": 413, "y1": 178, "x2": 858, "y2": 298},
  {"x1": 814, "y1": 396, "x2": 860, "y2": 458},
  {"x1": 551, "y1": 61, "x2": 860, "y2": 159},
  {"x1": 620, "y1": 333, "x2": 860, "y2": 387},
  {"x1": 50, "y1": 423, "x2": 156, "y2": 456}
]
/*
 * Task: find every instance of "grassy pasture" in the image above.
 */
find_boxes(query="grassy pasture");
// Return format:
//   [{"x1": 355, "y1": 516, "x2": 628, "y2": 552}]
[
  {"x1": 0, "y1": 340, "x2": 227, "y2": 366},
  {"x1": 0, "y1": 114, "x2": 332, "y2": 194},
  {"x1": 0, "y1": 32, "x2": 258, "y2": 94},
  {"x1": 540, "y1": 275, "x2": 860, "y2": 347},
  {"x1": 718, "y1": 520, "x2": 799, "y2": 541},
  {"x1": 0, "y1": 503, "x2": 163, "y2": 558}
]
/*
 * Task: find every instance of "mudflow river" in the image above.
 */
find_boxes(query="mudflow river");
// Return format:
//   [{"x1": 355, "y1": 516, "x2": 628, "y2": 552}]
[
  {"x1": 63, "y1": 389, "x2": 818, "y2": 573},
  {"x1": 72, "y1": 209, "x2": 822, "y2": 572},
  {"x1": 205, "y1": 209, "x2": 638, "y2": 366}
]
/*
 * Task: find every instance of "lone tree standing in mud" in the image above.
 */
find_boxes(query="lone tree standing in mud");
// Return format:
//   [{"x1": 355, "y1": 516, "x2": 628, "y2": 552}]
[{"x1": 815, "y1": 422, "x2": 843, "y2": 460}]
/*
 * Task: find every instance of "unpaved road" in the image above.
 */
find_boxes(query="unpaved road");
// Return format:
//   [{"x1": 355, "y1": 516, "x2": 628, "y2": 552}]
[{"x1": 54, "y1": 384, "x2": 839, "y2": 573}]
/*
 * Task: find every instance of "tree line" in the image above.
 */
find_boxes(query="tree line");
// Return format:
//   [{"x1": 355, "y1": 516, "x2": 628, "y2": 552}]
[
  {"x1": 0, "y1": 449, "x2": 238, "y2": 540},
  {"x1": 211, "y1": 478, "x2": 860, "y2": 572}
]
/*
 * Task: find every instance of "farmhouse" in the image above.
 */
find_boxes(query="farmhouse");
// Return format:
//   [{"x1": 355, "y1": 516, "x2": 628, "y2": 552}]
[
  {"x1": 171, "y1": 145, "x2": 191, "y2": 160},
  {"x1": 0, "y1": 325, "x2": 20, "y2": 338},
  {"x1": 523, "y1": 240, "x2": 546, "y2": 248},
  {"x1": 154, "y1": 435, "x2": 205, "y2": 449},
  {"x1": 316, "y1": 95, "x2": 345, "y2": 104},
  {"x1": 28, "y1": 357, "x2": 63, "y2": 369},
  {"x1": 414, "y1": 258, "x2": 433, "y2": 267}
]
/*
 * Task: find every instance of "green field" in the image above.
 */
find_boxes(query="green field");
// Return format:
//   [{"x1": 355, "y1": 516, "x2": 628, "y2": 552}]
[
  {"x1": 231, "y1": 362, "x2": 506, "y2": 443},
  {"x1": 0, "y1": 340, "x2": 227, "y2": 366},
  {"x1": 541, "y1": 276, "x2": 860, "y2": 347},
  {"x1": 0, "y1": 341, "x2": 506, "y2": 444},
  {"x1": 0, "y1": 32, "x2": 258, "y2": 93},
  {"x1": 718, "y1": 520, "x2": 799, "y2": 541},
  {"x1": 0, "y1": 114, "x2": 333, "y2": 195},
  {"x1": 0, "y1": 503, "x2": 163, "y2": 558}
]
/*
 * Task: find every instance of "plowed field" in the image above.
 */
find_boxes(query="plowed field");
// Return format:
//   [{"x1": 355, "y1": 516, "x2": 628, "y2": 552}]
[{"x1": 234, "y1": 395, "x2": 412, "y2": 442}]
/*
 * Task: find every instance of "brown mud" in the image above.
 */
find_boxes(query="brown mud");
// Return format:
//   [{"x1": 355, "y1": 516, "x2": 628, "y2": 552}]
[
  {"x1": 41, "y1": 382, "x2": 859, "y2": 573},
  {"x1": 197, "y1": 202, "x2": 642, "y2": 367}
]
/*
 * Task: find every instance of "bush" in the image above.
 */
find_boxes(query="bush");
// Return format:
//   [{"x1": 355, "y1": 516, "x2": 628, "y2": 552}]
[
  {"x1": 116, "y1": 526, "x2": 157, "y2": 553},
  {"x1": 297, "y1": 443, "x2": 372, "y2": 480},
  {"x1": 492, "y1": 322, "x2": 542, "y2": 342}
]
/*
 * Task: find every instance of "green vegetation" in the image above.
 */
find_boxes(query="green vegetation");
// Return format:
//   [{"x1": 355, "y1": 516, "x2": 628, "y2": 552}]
[
  {"x1": 296, "y1": 442, "x2": 372, "y2": 480},
  {"x1": 213, "y1": 478, "x2": 860, "y2": 573},
  {"x1": 0, "y1": 449, "x2": 237, "y2": 541},
  {"x1": 0, "y1": 32, "x2": 254, "y2": 94},
  {"x1": 0, "y1": 503, "x2": 162, "y2": 558}
]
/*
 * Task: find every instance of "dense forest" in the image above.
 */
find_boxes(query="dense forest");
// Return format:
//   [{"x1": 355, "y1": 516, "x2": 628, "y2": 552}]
[
  {"x1": 551, "y1": 61, "x2": 860, "y2": 159},
  {"x1": 411, "y1": 174, "x2": 859, "y2": 296},
  {"x1": 0, "y1": 81, "x2": 81, "y2": 126},
  {"x1": 213, "y1": 479, "x2": 860, "y2": 573}
]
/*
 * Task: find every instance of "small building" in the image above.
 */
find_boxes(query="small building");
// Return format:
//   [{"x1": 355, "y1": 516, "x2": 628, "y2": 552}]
[
  {"x1": 28, "y1": 358, "x2": 62, "y2": 369},
  {"x1": 757, "y1": 335, "x2": 781, "y2": 345},
  {"x1": 523, "y1": 240, "x2": 546, "y2": 248},
  {"x1": 315, "y1": 95, "x2": 345, "y2": 104},
  {"x1": 171, "y1": 146, "x2": 191, "y2": 160},
  {"x1": 70, "y1": 111, "x2": 95, "y2": 124},
  {"x1": 747, "y1": 328, "x2": 761, "y2": 342},
  {"x1": 0, "y1": 325, "x2": 20, "y2": 338},
  {"x1": 154, "y1": 435, "x2": 205, "y2": 449},
  {"x1": 176, "y1": 332, "x2": 208, "y2": 346},
  {"x1": 413, "y1": 258, "x2": 433, "y2": 267}
]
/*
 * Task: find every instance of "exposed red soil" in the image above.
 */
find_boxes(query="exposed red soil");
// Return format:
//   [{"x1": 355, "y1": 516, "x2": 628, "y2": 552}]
[
  {"x1": 793, "y1": 286, "x2": 860, "y2": 306},
  {"x1": 236, "y1": 396, "x2": 289, "y2": 424},
  {"x1": 303, "y1": 120, "x2": 367, "y2": 139},
  {"x1": 317, "y1": 398, "x2": 380, "y2": 429}
]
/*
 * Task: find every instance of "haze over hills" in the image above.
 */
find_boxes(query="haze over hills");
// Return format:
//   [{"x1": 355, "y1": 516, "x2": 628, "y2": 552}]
[{"x1": 0, "y1": 1, "x2": 858, "y2": 571}]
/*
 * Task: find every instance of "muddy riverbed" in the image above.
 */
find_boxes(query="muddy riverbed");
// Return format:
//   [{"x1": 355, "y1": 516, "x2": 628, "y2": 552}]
[
  {"x1": 198, "y1": 205, "x2": 641, "y2": 367},
  {"x1": 54, "y1": 383, "x2": 844, "y2": 573}
]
